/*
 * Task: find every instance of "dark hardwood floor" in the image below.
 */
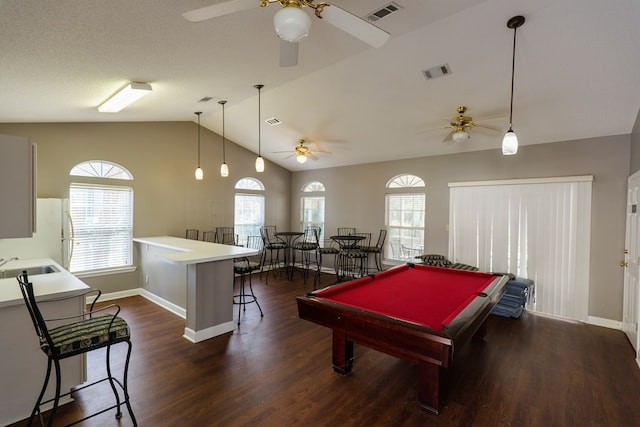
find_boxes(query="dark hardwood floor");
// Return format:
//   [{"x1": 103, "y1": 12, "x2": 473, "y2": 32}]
[{"x1": 11, "y1": 270, "x2": 640, "y2": 426}]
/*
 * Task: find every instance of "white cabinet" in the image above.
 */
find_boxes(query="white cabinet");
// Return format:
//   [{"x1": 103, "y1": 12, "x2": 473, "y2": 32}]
[{"x1": 0, "y1": 134, "x2": 35, "y2": 238}]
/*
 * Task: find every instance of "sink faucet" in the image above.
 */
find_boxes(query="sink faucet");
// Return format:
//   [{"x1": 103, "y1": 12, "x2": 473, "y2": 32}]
[{"x1": 0, "y1": 257, "x2": 19, "y2": 268}]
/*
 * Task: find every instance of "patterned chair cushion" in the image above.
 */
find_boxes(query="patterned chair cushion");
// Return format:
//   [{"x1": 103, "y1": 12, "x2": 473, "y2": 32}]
[
  {"x1": 318, "y1": 247, "x2": 339, "y2": 255},
  {"x1": 449, "y1": 262, "x2": 479, "y2": 271},
  {"x1": 44, "y1": 315, "x2": 130, "y2": 357}
]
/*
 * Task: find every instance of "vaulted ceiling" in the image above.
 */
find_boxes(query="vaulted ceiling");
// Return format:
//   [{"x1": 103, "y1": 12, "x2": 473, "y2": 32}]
[{"x1": 2, "y1": 0, "x2": 639, "y2": 171}]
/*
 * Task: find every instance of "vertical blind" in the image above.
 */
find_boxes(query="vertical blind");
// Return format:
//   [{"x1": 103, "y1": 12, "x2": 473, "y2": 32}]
[
  {"x1": 69, "y1": 183, "x2": 133, "y2": 273},
  {"x1": 448, "y1": 176, "x2": 593, "y2": 321}
]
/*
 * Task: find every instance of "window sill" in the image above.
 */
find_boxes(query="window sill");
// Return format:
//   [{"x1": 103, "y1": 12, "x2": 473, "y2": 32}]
[{"x1": 72, "y1": 265, "x2": 137, "y2": 279}]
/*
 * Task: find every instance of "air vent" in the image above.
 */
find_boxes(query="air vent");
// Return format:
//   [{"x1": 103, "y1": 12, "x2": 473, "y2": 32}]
[
  {"x1": 198, "y1": 96, "x2": 213, "y2": 102},
  {"x1": 265, "y1": 117, "x2": 282, "y2": 126},
  {"x1": 367, "y1": 2, "x2": 402, "y2": 22},
  {"x1": 423, "y1": 64, "x2": 452, "y2": 80}
]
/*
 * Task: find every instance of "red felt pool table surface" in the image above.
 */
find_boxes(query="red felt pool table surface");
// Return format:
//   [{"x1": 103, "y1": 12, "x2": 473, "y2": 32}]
[
  {"x1": 314, "y1": 263, "x2": 498, "y2": 331},
  {"x1": 296, "y1": 263, "x2": 508, "y2": 414}
]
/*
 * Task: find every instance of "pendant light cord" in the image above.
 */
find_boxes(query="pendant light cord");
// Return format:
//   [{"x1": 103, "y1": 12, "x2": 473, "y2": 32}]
[
  {"x1": 508, "y1": 19, "x2": 521, "y2": 129},
  {"x1": 196, "y1": 111, "x2": 202, "y2": 166},
  {"x1": 257, "y1": 86, "x2": 262, "y2": 156}
]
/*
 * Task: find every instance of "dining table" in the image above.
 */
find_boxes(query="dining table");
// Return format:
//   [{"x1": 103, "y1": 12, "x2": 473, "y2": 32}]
[{"x1": 274, "y1": 231, "x2": 304, "y2": 280}]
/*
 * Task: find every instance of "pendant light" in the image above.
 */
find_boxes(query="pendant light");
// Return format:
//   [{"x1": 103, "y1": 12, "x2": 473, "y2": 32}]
[
  {"x1": 254, "y1": 84, "x2": 265, "y2": 173},
  {"x1": 219, "y1": 100, "x2": 229, "y2": 177},
  {"x1": 502, "y1": 15, "x2": 525, "y2": 156},
  {"x1": 194, "y1": 111, "x2": 203, "y2": 180}
]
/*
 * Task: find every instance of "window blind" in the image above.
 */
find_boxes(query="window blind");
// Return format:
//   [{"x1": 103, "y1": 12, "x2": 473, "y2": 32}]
[
  {"x1": 448, "y1": 176, "x2": 593, "y2": 320},
  {"x1": 69, "y1": 183, "x2": 133, "y2": 273}
]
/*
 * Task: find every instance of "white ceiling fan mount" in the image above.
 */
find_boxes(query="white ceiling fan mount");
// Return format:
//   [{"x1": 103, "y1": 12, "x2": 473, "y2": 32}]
[{"x1": 182, "y1": 0, "x2": 390, "y2": 67}]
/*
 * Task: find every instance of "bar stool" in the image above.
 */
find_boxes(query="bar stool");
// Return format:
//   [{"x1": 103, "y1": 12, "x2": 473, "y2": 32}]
[
  {"x1": 233, "y1": 236, "x2": 265, "y2": 324},
  {"x1": 293, "y1": 227, "x2": 320, "y2": 287}
]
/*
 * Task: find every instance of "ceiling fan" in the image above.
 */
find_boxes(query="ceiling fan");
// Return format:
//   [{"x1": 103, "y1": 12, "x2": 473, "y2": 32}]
[
  {"x1": 274, "y1": 139, "x2": 330, "y2": 163},
  {"x1": 182, "y1": 0, "x2": 390, "y2": 67},
  {"x1": 442, "y1": 106, "x2": 502, "y2": 143}
]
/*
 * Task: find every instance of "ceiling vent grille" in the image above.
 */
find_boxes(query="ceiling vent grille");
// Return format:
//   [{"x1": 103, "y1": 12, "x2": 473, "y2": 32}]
[
  {"x1": 367, "y1": 2, "x2": 402, "y2": 22},
  {"x1": 265, "y1": 117, "x2": 282, "y2": 126},
  {"x1": 423, "y1": 64, "x2": 452, "y2": 80}
]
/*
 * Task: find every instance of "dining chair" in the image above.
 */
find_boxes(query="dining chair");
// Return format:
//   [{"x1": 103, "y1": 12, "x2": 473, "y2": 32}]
[
  {"x1": 185, "y1": 228, "x2": 199, "y2": 240},
  {"x1": 337, "y1": 227, "x2": 356, "y2": 235},
  {"x1": 317, "y1": 238, "x2": 340, "y2": 288},
  {"x1": 233, "y1": 236, "x2": 265, "y2": 324},
  {"x1": 17, "y1": 271, "x2": 137, "y2": 426},
  {"x1": 260, "y1": 226, "x2": 285, "y2": 283},
  {"x1": 202, "y1": 230, "x2": 216, "y2": 242},
  {"x1": 293, "y1": 226, "x2": 320, "y2": 287},
  {"x1": 215, "y1": 227, "x2": 237, "y2": 245},
  {"x1": 362, "y1": 229, "x2": 387, "y2": 272}
]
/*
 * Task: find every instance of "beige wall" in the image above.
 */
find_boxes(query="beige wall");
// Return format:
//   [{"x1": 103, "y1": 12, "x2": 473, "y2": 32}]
[
  {"x1": 0, "y1": 122, "x2": 291, "y2": 294},
  {"x1": 291, "y1": 135, "x2": 630, "y2": 321}
]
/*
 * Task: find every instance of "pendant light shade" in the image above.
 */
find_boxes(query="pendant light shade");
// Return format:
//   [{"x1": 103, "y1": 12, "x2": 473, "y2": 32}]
[
  {"x1": 254, "y1": 84, "x2": 265, "y2": 173},
  {"x1": 194, "y1": 111, "x2": 203, "y2": 180},
  {"x1": 502, "y1": 15, "x2": 525, "y2": 156},
  {"x1": 219, "y1": 100, "x2": 229, "y2": 177}
]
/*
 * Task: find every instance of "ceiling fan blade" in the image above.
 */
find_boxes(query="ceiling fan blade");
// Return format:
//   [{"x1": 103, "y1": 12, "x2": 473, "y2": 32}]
[
  {"x1": 442, "y1": 130, "x2": 455, "y2": 143},
  {"x1": 322, "y1": 5, "x2": 390, "y2": 48},
  {"x1": 279, "y1": 40, "x2": 298, "y2": 67},
  {"x1": 474, "y1": 124, "x2": 502, "y2": 133},
  {"x1": 182, "y1": 0, "x2": 258, "y2": 22},
  {"x1": 308, "y1": 153, "x2": 319, "y2": 160}
]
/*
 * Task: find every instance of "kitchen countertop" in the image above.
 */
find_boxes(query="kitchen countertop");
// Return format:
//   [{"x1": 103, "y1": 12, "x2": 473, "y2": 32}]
[
  {"x1": 0, "y1": 258, "x2": 90, "y2": 308},
  {"x1": 133, "y1": 236, "x2": 259, "y2": 264}
]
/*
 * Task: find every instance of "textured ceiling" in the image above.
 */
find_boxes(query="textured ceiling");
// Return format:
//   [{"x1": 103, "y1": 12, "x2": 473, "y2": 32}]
[{"x1": 1, "y1": 0, "x2": 639, "y2": 171}]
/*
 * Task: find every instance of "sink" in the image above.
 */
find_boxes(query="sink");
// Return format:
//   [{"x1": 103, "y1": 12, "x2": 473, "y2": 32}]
[{"x1": 0, "y1": 265, "x2": 59, "y2": 279}]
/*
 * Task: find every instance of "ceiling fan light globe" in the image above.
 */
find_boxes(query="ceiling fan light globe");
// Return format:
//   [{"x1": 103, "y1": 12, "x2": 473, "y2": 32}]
[
  {"x1": 502, "y1": 130, "x2": 518, "y2": 155},
  {"x1": 296, "y1": 154, "x2": 308, "y2": 164},
  {"x1": 274, "y1": 7, "x2": 311, "y2": 42},
  {"x1": 452, "y1": 131, "x2": 469, "y2": 143}
]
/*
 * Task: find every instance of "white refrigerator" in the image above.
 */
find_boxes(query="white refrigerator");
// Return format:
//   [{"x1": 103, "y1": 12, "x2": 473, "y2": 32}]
[{"x1": 0, "y1": 198, "x2": 73, "y2": 269}]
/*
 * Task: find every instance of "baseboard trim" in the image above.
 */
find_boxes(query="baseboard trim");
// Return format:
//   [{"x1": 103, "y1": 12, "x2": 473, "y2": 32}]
[
  {"x1": 183, "y1": 322, "x2": 235, "y2": 343},
  {"x1": 586, "y1": 316, "x2": 621, "y2": 330}
]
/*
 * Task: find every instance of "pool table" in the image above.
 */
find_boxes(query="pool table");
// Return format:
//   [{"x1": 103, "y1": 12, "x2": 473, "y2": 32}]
[{"x1": 296, "y1": 263, "x2": 508, "y2": 414}]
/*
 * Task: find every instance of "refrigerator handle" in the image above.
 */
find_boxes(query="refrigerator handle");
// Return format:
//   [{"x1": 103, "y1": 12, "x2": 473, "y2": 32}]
[{"x1": 64, "y1": 209, "x2": 74, "y2": 270}]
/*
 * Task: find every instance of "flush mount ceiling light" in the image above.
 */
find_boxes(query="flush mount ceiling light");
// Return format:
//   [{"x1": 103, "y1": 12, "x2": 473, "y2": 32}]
[
  {"x1": 502, "y1": 15, "x2": 525, "y2": 156},
  {"x1": 254, "y1": 84, "x2": 265, "y2": 173},
  {"x1": 98, "y1": 82, "x2": 152, "y2": 113},
  {"x1": 194, "y1": 111, "x2": 204, "y2": 180},
  {"x1": 219, "y1": 100, "x2": 229, "y2": 177}
]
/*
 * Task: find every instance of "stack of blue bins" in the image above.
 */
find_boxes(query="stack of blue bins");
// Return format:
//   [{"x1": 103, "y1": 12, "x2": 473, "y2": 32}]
[{"x1": 491, "y1": 276, "x2": 535, "y2": 318}]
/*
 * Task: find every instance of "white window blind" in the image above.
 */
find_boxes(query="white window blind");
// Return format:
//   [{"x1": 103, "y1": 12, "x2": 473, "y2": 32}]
[
  {"x1": 385, "y1": 193, "x2": 425, "y2": 261},
  {"x1": 234, "y1": 193, "x2": 265, "y2": 246},
  {"x1": 448, "y1": 176, "x2": 593, "y2": 320},
  {"x1": 69, "y1": 183, "x2": 133, "y2": 274}
]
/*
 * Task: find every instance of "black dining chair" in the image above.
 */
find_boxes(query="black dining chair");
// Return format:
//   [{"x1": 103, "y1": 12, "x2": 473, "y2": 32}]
[
  {"x1": 215, "y1": 227, "x2": 237, "y2": 245},
  {"x1": 260, "y1": 226, "x2": 285, "y2": 283},
  {"x1": 185, "y1": 228, "x2": 199, "y2": 240},
  {"x1": 16, "y1": 271, "x2": 137, "y2": 426},
  {"x1": 362, "y1": 229, "x2": 387, "y2": 272},
  {"x1": 202, "y1": 230, "x2": 216, "y2": 242},
  {"x1": 293, "y1": 226, "x2": 321, "y2": 287},
  {"x1": 337, "y1": 227, "x2": 356, "y2": 235}
]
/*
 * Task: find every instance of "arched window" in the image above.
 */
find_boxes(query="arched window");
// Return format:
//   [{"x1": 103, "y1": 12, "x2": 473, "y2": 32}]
[
  {"x1": 70, "y1": 160, "x2": 133, "y2": 180},
  {"x1": 300, "y1": 181, "x2": 325, "y2": 242},
  {"x1": 385, "y1": 174, "x2": 426, "y2": 262},
  {"x1": 69, "y1": 160, "x2": 134, "y2": 275},
  {"x1": 234, "y1": 177, "x2": 265, "y2": 245}
]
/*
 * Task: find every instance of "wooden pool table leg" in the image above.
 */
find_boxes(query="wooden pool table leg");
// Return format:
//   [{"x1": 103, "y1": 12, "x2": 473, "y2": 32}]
[
  {"x1": 417, "y1": 360, "x2": 441, "y2": 414},
  {"x1": 331, "y1": 330, "x2": 354, "y2": 375}
]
